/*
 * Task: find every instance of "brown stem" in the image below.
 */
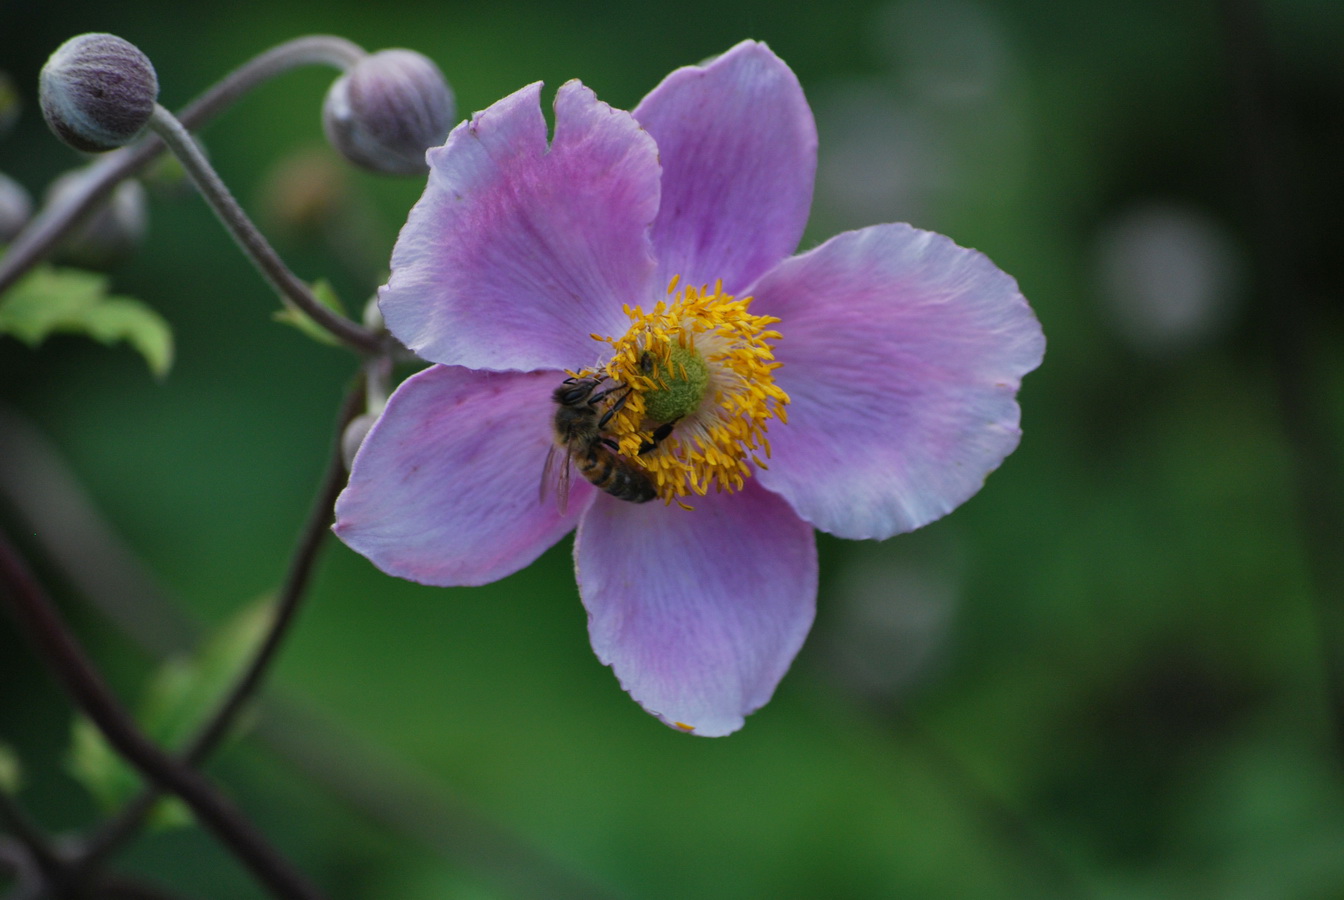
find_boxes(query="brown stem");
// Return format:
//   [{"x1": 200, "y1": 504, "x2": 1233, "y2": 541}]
[{"x1": 76, "y1": 377, "x2": 364, "y2": 872}]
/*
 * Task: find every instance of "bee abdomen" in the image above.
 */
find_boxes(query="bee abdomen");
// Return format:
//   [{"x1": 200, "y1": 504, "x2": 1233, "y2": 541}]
[{"x1": 579, "y1": 448, "x2": 656, "y2": 504}]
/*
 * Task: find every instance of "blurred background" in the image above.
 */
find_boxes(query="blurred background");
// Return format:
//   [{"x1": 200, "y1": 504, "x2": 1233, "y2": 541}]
[{"x1": 2, "y1": 0, "x2": 1343, "y2": 897}]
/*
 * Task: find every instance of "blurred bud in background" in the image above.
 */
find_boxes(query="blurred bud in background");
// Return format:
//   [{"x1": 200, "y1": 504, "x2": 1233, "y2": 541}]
[
  {"x1": 44, "y1": 167, "x2": 148, "y2": 268},
  {"x1": 260, "y1": 147, "x2": 351, "y2": 237},
  {"x1": 0, "y1": 71, "x2": 20, "y2": 139},
  {"x1": 257, "y1": 146, "x2": 390, "y2": 280},
  {"x1": 40, "y1": 33, "x2": 159, "y2": 153},
  {"x1": 813, "y1": 0, "x2": 1027, "y2": 235},
  {"x1": 323, "y1": 49, "x2": 455, "y2": 176},
  {"x1": 0, "y1": 172, "x2": 33, "y2": 242},
  {"x1": 341, "y1": 413, "x2": 378, "y2": 471},
  {"x1": 821, "y1": 542, "x2": 961, "y2": 704},
  {"x1": 1095, "y1": 202, "x2": 1244, "y2": 357},
  {"x1": 872, "y1": 0, "x2": 1011, "y2": 104}
]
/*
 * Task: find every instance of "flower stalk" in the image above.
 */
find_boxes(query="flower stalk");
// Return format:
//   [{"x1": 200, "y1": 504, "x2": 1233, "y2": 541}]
[
  {"x1": 71, "y1": 375, "x2": 366, "y2": 875},
  {"x1": 0, "y1": 35, "x2": 367, "y2": 297},
  {"x1": 0, "y1": 532, "x2": 328, "y2": 900},
  {"x1": 144, "y1": 104, "x2": 381, "y2": 353}
]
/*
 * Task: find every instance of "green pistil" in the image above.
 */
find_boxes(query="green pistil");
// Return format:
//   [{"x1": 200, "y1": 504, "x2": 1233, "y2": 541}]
[{"x1": 644, "y1": 345, "x2": 708, "y2": 422}]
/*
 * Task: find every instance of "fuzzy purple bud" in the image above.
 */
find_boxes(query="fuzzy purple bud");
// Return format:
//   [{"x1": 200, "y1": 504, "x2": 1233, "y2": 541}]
[
  {"x1": 322, "y1": 49, "x2": 454, "y2": 176},
  {"x1": 40, "y1": 33, "x2": 158, "y2": 152}
]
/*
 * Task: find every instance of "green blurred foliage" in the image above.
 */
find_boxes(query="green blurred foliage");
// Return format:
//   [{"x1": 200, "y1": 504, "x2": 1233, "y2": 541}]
[{"x1": 2, "y1": 0, "x2": 1343, "y2": 898}]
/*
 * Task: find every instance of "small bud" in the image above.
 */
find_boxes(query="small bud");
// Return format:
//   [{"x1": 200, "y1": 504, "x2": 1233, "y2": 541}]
[
  {"x1": 46, "y1": 167, "x2": 148, "y2": 267},
  {"x1": 323, "y1": 49, "x2": 455, "y2": 176},
  {"x1": 341, "y1": 413, "x2": 379, "y2": 470},
  {"x1": 259, "y1": 148, "x2": 350, "y2": 236},
  {"x1": 0, "y1": 172, "x2": 33, "y2": 242},
  {"x1": 40, "y1": 33, "x2": 159, "y2": 152}
]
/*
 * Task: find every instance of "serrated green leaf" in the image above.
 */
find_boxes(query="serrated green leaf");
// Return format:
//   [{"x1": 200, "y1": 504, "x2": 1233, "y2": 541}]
[
  {"x1": 0, "y1": 741, "x2": 23, "y2": 794},
  {"x1": 0, "y1": 264, "x2": 173, "y2": 376},
  {"x1": 272, "y1": 278, "x2": 347, "y2": 346}
]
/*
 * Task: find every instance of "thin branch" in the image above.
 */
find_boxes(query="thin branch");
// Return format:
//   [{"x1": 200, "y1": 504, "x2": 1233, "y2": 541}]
[
  {"x1": 76, "y1": 377, "x2": 366, "y2": 872},
  {"x1": 0, "y1": 405, "x2": 628, "y2": 900},
  {"x1": 0, "y1": 534, "x2": 327, "y2": 900},
  {"x1": 0, "y1": 35, "x2": 366, "y2": 297},
  {"x1": 144, "y1": 106, "x2": 381, "y2": 354}
]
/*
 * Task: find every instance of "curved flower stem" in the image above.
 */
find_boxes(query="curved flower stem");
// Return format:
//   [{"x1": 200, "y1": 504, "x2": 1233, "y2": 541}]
[
  {"x1": 145, "y1": 105, "x2": 381, "y2": 354},
  {"x1": 0, "y1": 533, "x2": 328, "y2": 900},
  {"x1": 73, "y1": 375, "x2": 366, "y2": 875},
  {"x1": 0, "y1": 34, "x2": 367, "y2": 297}
]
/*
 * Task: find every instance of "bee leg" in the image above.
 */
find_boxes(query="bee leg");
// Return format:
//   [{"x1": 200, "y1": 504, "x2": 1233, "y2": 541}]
[
  {"x1": 596, "y1": 386, "x2": 633, "y2": 430},
  {"x1": 638, "y1": 420, "x2": 677, "y2": 455},
  {"x1": 599, "y1": 437, "x2": 620, "y2": 452}
]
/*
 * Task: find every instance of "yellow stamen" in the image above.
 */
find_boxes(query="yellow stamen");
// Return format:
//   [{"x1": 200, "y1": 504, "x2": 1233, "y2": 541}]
[{"x1": 581, "y1": 277, "x2": 789, "y2": 503}]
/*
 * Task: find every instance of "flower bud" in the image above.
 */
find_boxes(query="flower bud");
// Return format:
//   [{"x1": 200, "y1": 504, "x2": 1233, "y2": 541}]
[
  {"x1": 40, "y1": 33, "x2": 158, "y2": 152},
  {"x1": 323, "y1": 49, "x2": 454, "y2": 176},
  {"x1": 0, "y1": 172, "x2": 32, "y2": 242},
  {"x1": 341, "y1": 413, "x2": 379, "y2": 470},
  {"x1": 46, "y1": 167, "x2": 147, "y2": 267}
]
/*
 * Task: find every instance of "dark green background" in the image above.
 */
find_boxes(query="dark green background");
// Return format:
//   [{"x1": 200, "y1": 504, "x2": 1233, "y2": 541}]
[{"x1": 3, "y1": 0, "x2": 1343, "y2": 897}]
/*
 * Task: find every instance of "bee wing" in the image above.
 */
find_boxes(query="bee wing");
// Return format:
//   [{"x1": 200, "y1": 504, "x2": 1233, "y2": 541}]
[{"x1": 539, "y1": 443, "x2": 573, "y2": 514}]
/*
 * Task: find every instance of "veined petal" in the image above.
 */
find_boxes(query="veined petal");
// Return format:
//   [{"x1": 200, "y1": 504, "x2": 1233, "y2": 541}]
[
  {"x1": 633, "y1": 40, "x2": 817, "y2": 295},
  {"x1": 575, "y1": 483, "x2": 817, "y2": 737},
  {"x1": 380, "y1": 81, "x2": 660, "y2": 371},
  {"x1": 750, "y1": 224, "x2": 1045, "y2": 539},
  {"x1": 334, "y1": 365, "x2": 592, "y2": 586}
]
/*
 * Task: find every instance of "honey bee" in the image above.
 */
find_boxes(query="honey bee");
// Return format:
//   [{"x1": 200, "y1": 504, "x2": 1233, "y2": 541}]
[{"x1": 541, "y1": 375, "x2": 658, "y2": 512}]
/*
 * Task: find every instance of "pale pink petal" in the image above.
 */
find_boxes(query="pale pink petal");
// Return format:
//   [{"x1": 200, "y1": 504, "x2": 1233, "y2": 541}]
[
  {"x1": 574, "y1": 483, "x2": 817, "y2": 737},
  {"x1": 633, "y1": 40, "x2": 817, "y2": 295},
  {"x1": 334, "y1": 365, "x2": 592, "y2": 586},
  {"x1": 750, "y1": 224, "x2": 1045, "y2": 539},
  {"x1": 380, "y1": 81, "x2": 660, "y2": 371}
]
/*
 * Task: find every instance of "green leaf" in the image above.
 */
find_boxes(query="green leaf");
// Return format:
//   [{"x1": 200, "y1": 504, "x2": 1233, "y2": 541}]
[
  {"x1": 272, "y1": 278, "x2": 347, "y2": 346},
  {"x1": 139, "y1": 596, "x2": 277, "y2": 749},
  {"x1": 65, "y1": 596, "x2": 276, "y2": 829},
  {"x1": 67, "y1": 719, "x2": 191, "y2": 829},
  {"x1": 0, "y1": 264, "x2": 173, "y2": 377},
  {"x1": 0, "y1": 741, "x2": 23, "y2": 794}
]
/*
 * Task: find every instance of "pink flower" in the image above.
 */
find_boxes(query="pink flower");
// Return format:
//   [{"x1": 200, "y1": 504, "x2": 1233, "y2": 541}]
[{"x1": 334, "y1": 41, "x2": 1044, "y2": 736}]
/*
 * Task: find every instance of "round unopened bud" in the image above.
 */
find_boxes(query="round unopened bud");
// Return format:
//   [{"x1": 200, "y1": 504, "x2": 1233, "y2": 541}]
[
  {"x1": 323, "y1": 49, "x2": 454, "y2": 176},
  {"x1": 341, "y1": 413, "x2": 379, "y2": 470},
  {"x1": 40, "y1": 33, "x2": 158, "y2": 152},
  {"x1": 0, "y1": 172, "x2": 33, "y2": 242},
  {"x1": 46, "y1": 167, "x2": 147, "y2": 267}
]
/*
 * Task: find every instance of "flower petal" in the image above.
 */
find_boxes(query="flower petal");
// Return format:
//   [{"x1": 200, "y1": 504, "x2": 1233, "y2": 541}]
[
  {"x1": 334, "y1": 365, "x2": 592, "y2": 586},
  {"x1": 633, "y1": 40, "x2": 817, "y2": 295},
  {"x1": 380, "y1": 81, "x2": 660, "y2": 371},
  {"x1": 750, "y1": 224, "x2": 1045, "y2": 539},
  {"x1": 575, "y1": 482, "x2": 817, "y2": 737}
]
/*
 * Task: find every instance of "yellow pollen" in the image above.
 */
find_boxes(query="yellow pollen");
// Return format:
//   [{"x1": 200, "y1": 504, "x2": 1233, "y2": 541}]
[{"x1": 583, "y1": 277, "x2": 789, "y2": 504}]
